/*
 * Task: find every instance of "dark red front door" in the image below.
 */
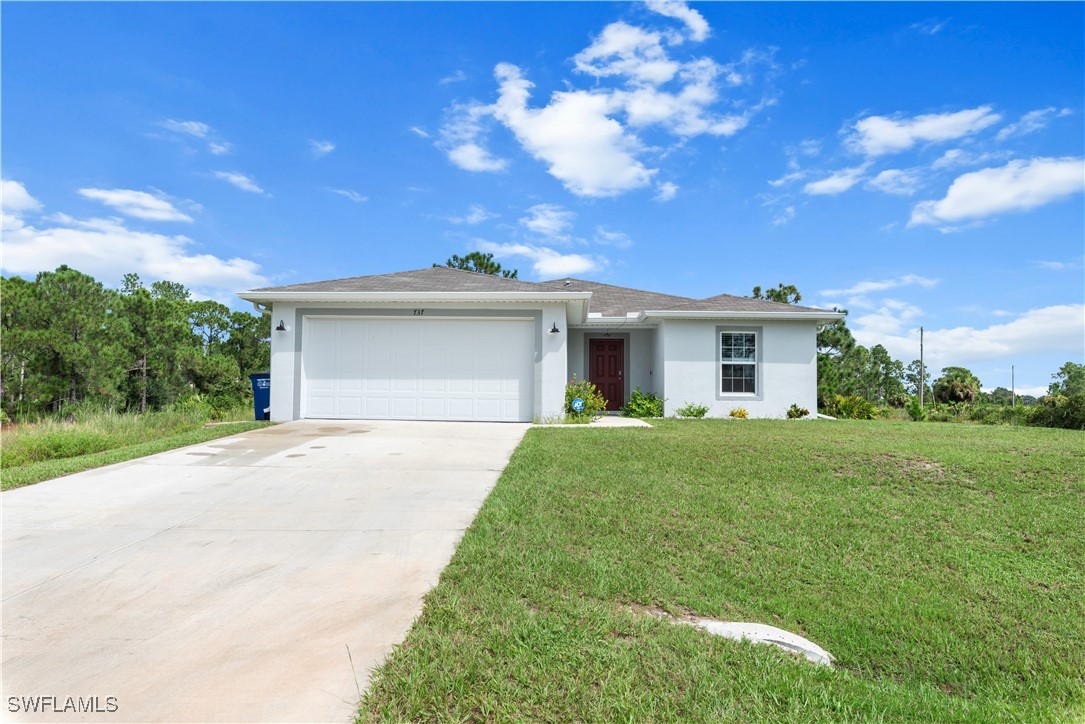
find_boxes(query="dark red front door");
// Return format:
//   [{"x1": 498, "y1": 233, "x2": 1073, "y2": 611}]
[{"x1": 589, "y1": 339, "x2": 624, "y2": 411}]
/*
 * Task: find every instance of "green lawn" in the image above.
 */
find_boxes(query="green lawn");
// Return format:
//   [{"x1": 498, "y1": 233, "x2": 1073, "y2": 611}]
[
  {"x1": 359, "y1": 420, "x2": 1084, "y2": 722},
  {"x1": 1, "y1": 409, "x2": 273, "y2": 490}
]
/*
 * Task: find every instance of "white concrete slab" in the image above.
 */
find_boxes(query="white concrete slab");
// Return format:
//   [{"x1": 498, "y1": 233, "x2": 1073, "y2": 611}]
[{"x1": 2, "y1": 420, "x2": 528, "y2": 723}]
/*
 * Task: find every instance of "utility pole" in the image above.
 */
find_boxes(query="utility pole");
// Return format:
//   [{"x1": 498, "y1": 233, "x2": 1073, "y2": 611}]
[
  {"x1": 919, "y1": 326, "x2": 925, "y2": 407},
  {"x1": 1012, "y1": 365, "x2": 1016, "y2": 407}
]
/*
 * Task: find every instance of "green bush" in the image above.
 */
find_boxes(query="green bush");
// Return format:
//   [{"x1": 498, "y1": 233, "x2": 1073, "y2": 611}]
[
  {"x1": 729, "y1": 407, "x2": 749, "y2": 419},
  {"x1": 786, "y1": 403, "x2": 809, "y2": 419},
  {"x1": 1028, "y1": 394, "x2": 1085, "y2": 430},
  {"x1": 675, "y1": 402, "x2": 709, "y2": 418},
  {"x1": 905, "y1": 396, "x2": 927, "y2": 422},
  {"x1": 564, "y1": 375, "x2": 607, "y2": 422},
  {"x1": 824, "y1": 394, "x2": 878, "y2": 420},
  {"x1": 621, "y1": 388, "x2": 665, "y2": 418}
]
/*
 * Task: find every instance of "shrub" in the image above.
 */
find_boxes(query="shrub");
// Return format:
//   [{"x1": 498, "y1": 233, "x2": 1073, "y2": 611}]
[
  {"x1": 675, "y1": 402, "x2": 709, "y2": 419},
  {"x1": 729, "y1": 407, "x2": 748, "y2": 419},
  {"x1": 786, "y1": 404, "x2": 809, "y2": 419},
  {"x1": 564, "y1": 375, "x2": 607, "y2": 422},
  {"x1": 905, "y1": 396, "x2": 927, "y2": 422},
  {"x1": 824, "y1": 394, "x2": 878, "y2": 420},
  {"x1": 1028, "y1": 394, "x2": 1085, "y2": 430},
  {"x1": 621, "y1": 388, "x2": 665, "y2": 418}
]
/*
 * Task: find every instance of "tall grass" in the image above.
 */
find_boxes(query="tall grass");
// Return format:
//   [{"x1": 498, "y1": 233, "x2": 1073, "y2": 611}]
[{"x1": 1, "y1": 402, "x2": 255, "y2": 469}]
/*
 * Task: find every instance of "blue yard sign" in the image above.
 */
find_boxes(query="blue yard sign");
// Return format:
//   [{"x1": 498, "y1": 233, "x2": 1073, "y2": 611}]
[{"x1": 571, "y1": 397, "x2": 585, "y2": 412}]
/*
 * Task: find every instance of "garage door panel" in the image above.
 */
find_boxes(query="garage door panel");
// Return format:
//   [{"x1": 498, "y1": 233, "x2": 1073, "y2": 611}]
[
  {"x1": 448, "y1": 374, "x2": 473, "y2": 393},
  {"x1": 420, "y1": 375, "x2": 446, "y2": 393},
  {"x1": 304, "y1": 318, "x2": 534, "y2": 421},
  {"x1": 392, "y1": 398, "x2": 419, "y2": 418},
  {"x1": 363, "y1": 396, "x2": 390, "y2": 418},
  {"x1": 337, "y1": 397, "x2": 364, "y2": 417},
  {"x1": 420, "y1": 397, "x2": 448, "y2": 418}
]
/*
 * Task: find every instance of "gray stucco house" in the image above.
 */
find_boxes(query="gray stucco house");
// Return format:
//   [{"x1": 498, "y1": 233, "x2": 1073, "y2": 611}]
[{"x1": 239, "y1": 267, "x2": 842, "y2": 422}]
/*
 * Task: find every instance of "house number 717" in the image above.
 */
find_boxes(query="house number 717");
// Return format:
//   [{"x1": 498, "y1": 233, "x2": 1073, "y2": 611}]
[{"x1": 413, "y1": 309, "x2": 425, "y2": 316}]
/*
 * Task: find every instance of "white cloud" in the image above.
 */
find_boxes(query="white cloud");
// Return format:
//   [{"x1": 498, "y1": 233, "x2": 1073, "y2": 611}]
[
  {"x1": 519, "y1": 203, "x2": 575, "y2": 239},
  {"x1": 613, "y1": 57, "x2": 765, "y2": 138},
  {"x1": 159, "y1": 119, "x2": 210, "y2": 138},
  {"x1": 593, "y1": 226, "x2": 633, "y2": 249},
  {"x1": 409, "y1": 126, "x2": 430, "y2": 138},
  {"x1": 439, "y1": 101, "x2": 509, "y2": 172},
  {"x1": 2, "y1": 179, "x2": 43, "y2": 214},
  {"x1": 1033, "y1": 257, "x2": 1083, "y2": 271},
  {"x1": 910, "y1": 157, "x2": 1085, "y2": 227},
  {"x1": 448, "y1": 204, "x2": 496, "y2": 224},
  {"x1": 851, "y1": 304, "x2": 1085, "y2": 373},
  {"x1": 326, "y1": 188, "x2": 367, "y2": 203},
  {"x1": 437, "y1": 9, "x2": 769, "y2": 199},
  {"x1": 909, "y1": 18, "x2": 949, "y2": 35},
  {"x1": 645, "y1": 0, "x2": 710, "y2": 42},
  {"x1": 158, "y1": 119, "x2": 233, "y2": 156},
  {"x1": 212, "y1": 171, "x2": 266, "y2": 194},
  {"x1": 439, "y1": 69, "x2": 467, "y2": 85},
  {"x1": 309, "y1": 139, "x2": 335, "y2": 157},
  {"x1": 847, "y1": 106, "x2": 1001, "y2": 157},
  {"x1": 78, "y1": 188, "x2": 193, "y2": 222},
  {"x1": 655, "y1": 181, "x2": 679, "y2": 201},
  {"x1": 491, "y1": 63, "x2": 653, "y2": 197},
  {"x1": 803, "y1": 164, "x2": 869, "y2": 195},
  {"x1": 479, "y1": 241, "x2": 602, "y2": 277},
  {"x1": 866, "y1": 168, "x2": 922, "y2": 196},
  {"x1": 768, "y1": 169, "x2": 807, "y2": 188},
  {"x1": 996, "y1": 107, "x2": 1072, "y2": 141},
  {"x1": 574, "y1": 21, "x2": 680, "y2": 86},
  {"x1": 819, "y1": 274, "x2": 938, "y2": 303},
  {"x1": 930, "y1": 148, "x2": 1011, "y2": 170},
  {"x1": 2, "y1": 211, "x2": 267, "y2": 297},
  {"x1": 448, "y1": 142, "x2": 508, "y2": 172},
  {"x1": 772, "y1": 205, "x2": 796, "y2": 226}
]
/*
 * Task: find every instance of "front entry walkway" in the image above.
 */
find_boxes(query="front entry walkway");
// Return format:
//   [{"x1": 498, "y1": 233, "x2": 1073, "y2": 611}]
[{"x1": 2, "y1": 420, "x2": 528, "y2": 722}]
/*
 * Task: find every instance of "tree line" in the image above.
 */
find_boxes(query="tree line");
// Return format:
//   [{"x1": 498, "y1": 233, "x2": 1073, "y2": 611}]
[
  {"x1": 750, "y1": 282, "x2": 1082, "y2": 429},
  {"x1": 1, "y1": 266, "x2": 270, "y2": 420},
  {"x1": 3, "y1": 262, "x2": 1079, "y2": 430}
]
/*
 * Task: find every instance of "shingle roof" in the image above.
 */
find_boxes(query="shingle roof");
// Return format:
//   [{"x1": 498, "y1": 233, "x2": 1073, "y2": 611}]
[
  {"x1": 247, "y1": 266, "x2": 543, "y2": 293},
  {"x1": 534, "y1": 278, "x2": 693, "y2": 317},
  {"x1": 659, "y1": 293, "x2": 831, "y2": 315},
  {"x1": 246, "y1": 267, "x2": 835, "y2": 317}
]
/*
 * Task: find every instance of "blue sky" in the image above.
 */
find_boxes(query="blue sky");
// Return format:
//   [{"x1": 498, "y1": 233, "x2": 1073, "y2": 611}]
[{"x1": 3, "y1": 2, "x2": 1082, "y2": 394}]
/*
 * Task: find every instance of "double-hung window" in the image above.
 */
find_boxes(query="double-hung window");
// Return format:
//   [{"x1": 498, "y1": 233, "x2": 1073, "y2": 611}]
[{"x1": 720, "y1": 331, "x2": 757, "y2": 394}]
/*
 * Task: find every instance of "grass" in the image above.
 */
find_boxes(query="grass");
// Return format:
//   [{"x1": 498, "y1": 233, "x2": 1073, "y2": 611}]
[
  {"x1": 1, "y1": 407, "x2": 272, "y2": 490},
  {"x1": 359, "y1": 419, "x2": 1084, "y2": 722}
]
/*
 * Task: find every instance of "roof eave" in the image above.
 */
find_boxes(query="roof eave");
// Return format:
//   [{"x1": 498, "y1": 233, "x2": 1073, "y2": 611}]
[
  {"x1": 640, "y1": 310, "x2": 846, "y2": 323},
  {"x1": 238, "y1": 290, "x2": 593, "y2": 303}
]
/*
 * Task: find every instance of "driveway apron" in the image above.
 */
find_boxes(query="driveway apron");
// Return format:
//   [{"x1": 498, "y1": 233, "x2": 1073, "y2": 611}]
[{"x1": 2, "y1": 420, "x2": 528, "y2": 722}]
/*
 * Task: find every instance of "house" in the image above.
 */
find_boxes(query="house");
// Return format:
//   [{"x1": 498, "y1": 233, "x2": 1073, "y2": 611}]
[{"x1": 238, "y1": 267, "x2": 843, "y2": 422}]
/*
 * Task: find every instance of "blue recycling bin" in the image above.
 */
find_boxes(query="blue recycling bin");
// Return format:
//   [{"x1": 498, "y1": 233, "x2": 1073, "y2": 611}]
[{"x1": 249, "y1": 373, "x2": 271, "y2": 420}]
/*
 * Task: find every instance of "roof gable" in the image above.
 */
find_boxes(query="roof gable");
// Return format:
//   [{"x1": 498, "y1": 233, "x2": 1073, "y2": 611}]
[
  {"x1": 242, "y1": 268, "x2": 840, "y2": 319},
  {"x1": 534, "y1": 278, "x2": 693, "y2": 317}
]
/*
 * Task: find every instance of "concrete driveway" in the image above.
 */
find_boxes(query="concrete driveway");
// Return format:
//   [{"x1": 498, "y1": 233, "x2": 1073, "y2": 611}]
[{"x1": 2, "y1": 420, "x2": 528, "y2": 722}]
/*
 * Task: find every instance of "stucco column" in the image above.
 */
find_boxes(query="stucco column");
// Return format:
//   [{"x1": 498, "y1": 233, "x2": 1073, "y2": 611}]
[
  {"x1": 538, "y1": 304, "x2": 568, "y2": 421},
  {"x1": 269, "y1": 303, "x2": 298, "y2": 421}
]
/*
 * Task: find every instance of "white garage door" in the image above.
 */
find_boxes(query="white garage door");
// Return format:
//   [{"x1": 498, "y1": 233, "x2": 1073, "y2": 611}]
[{"x1": 303, "y1": 317, "x2": 535, "y2": 422}]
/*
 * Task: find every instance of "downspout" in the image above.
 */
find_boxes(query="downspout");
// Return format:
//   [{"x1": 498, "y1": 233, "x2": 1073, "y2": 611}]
[{"x1": 251, "y1": 302, "x2": 270, "y2": 315}]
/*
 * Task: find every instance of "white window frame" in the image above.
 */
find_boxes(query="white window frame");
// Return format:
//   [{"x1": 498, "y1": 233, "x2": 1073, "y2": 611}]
[{"x1": 717, "y1": 327, "x2": 762, "y2": 399}]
